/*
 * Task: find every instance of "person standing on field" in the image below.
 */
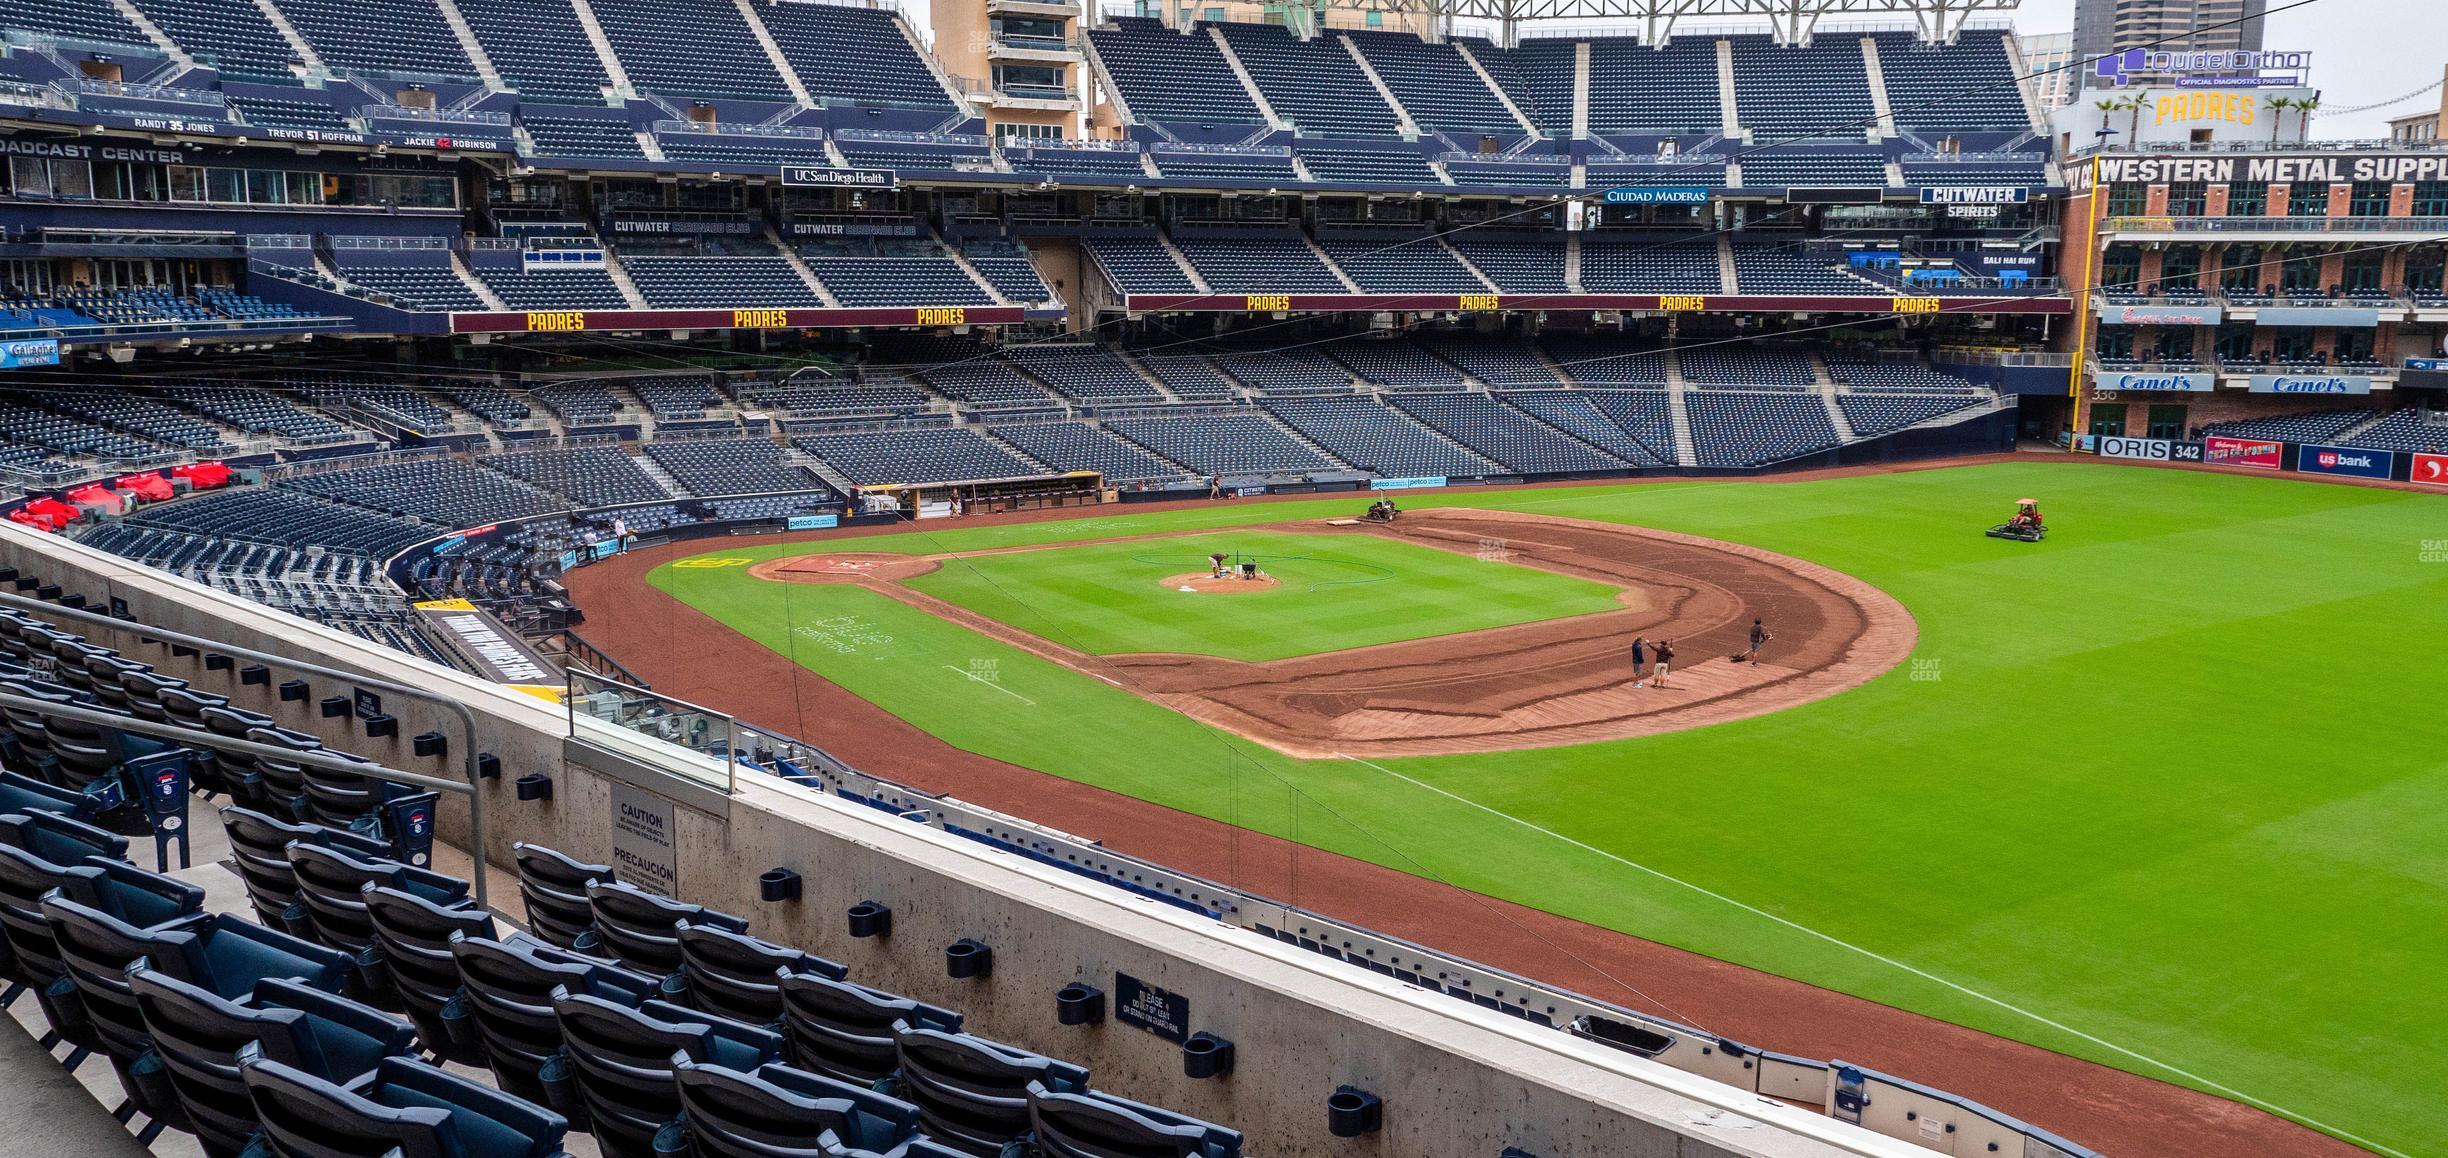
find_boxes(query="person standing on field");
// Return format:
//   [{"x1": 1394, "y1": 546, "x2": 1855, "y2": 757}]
[
  {"x1": 1629, "y1": 636, "x2": 1648, "y2": 683},
  {"x1": 1649, "y1": 638, "x2": 1675, "y2": 690},
  {"x1": 1744, "y1": 618, "x2": 1771, "y2": 663}
]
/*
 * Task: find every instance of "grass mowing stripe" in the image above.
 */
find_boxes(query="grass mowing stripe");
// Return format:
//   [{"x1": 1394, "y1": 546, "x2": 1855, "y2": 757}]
[
  {"x1": 1335, "y1": 752, "x2": 2417, "y2": 1158},
  {"x1": 655, "y1": 462, "x2": 2448, "y2": 1154}
]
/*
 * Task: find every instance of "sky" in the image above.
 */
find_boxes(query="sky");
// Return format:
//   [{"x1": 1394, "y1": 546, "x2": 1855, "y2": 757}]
[{"x1": 899, "y1": 0, "x2": 2445, "y2": 141}]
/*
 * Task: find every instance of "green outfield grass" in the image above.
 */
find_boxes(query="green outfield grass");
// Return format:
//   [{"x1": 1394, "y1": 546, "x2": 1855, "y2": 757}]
[
  {"x1": 651, "y1": 463, "x2": 2448, "y2": 1157},
  {"x1": 900, "y1": 529, "x2": 1623, "y2": 660}
]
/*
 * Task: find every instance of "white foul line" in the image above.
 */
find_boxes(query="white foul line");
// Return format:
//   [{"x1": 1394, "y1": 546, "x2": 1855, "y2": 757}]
[
  {"x1": 1336, "y1": 753, "x2": 2406, "y2": 1158},
  {"x1": 941, "y1": 665, "x2": 1036, "y2": 705}
]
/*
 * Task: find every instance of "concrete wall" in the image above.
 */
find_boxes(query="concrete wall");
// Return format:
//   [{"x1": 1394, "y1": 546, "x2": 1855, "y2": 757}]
[{"x1": 0, "y1": 520, "x2": 1931, "y2": 1158}]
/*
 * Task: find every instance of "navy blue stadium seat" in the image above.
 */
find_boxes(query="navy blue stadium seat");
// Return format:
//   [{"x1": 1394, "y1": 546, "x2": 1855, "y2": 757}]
[
  {"x1": 239, "y1": 1050, "x2": 572, "y2": 1158},
  {"x1": 1029, "y1": 1083, "x2": 1243, "y2": 1158},
  {"x1": 891, "y1": 1026, "x2": 1087, "y2": 1153},
  {"x1": 551, "y1": 990, "x2": 784, "y2": 1158},
  {"x1": 663, "y1": 1056, "x2": 963, "y2": 1158},
  {"x1": 777, "y1": 970, "x2": 961, "y2": 1086},
  {"x1": 578, "y1": 879, "x2": 750, "y2": 978},
  {"x1": 131, "y1": 966, "x2": 419, "y2": 1158},
  {"x1": 512, "y1": 842, "x2": 610, "y2": 949}
]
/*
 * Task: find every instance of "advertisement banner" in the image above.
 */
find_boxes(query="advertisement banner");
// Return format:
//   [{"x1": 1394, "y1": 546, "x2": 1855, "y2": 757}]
[
  {"x1": 0, "y1": 339, "x2": 61, "y2": 370},
  {"x1": 785, "y1": 513, "x2": 839, "y2": 531},
  {"x1": 1601, "y1": 186, "x2": 1712, "y2": 205},
  {"x1": 414, "y1": 600, "x2": 561, "y2": 684},
  {"x1": 2296, "y1": 443, "x2": 2394, "y2": 479},
  {"x1": 1369, "y1": 476, "x2": 1449, "y2": 490},
  {"x1": 2254, "y1": 308, "x2": 2381, "y2": 328},
  {"x1": 2099, "y1": 303, "x2": 2224, "y2": 326},
  {"x1": 780, "y1": 166, "x2": 898, "y2": 190},
  {"x1": 2094, "y1": 371, "x2": 2214, "y2": 392},
  {"x1": 2247, "y1": 374, "x2": 2373, "y2": 395},
  {"x1": 2095, "y1": 436, "x2": 2203, "y2": 462},
  {"x1": 2203, "y1": 436, "x2": 2283, "y2": 468},
  {"x1": 1918, "y1": 186, "x2": 2031, "y2": 204},
  {"x1": 2412, "y1": 452, "x2": 2448, "y2": 487}
]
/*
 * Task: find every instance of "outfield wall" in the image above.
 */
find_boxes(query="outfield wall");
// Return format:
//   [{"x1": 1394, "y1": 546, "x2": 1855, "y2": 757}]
[{"x1": 0, "y1": 519, "x2": 1949, "y2": 1158}]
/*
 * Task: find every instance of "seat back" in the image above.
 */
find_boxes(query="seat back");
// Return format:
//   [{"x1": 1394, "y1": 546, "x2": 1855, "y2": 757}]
[
  {"x1": 585, "y1": 879, "x2": 746, "y2": 976},
  {"x1": 511, "y1": 842, "x2": 609, "y2": 949},
  {"x1": 288, "y1": 842, "x2": 467, "y2": 954},
  {"x1": 670, "y1": 1058, "x2": 927, "y2": 1158},
  {"x1": 553, "y1": 992, "x2": 782, "y2": 1156},
  {"x1": 240, "y1": 1051, "x2": 458, "y2": 1158},
  {"x1": 42, "y1": 892, "x2": 204, "y2": 1060},
  {"x1": 1028, "y1": 1084, "x2": 1244, "y2": 1158},
  {"x1": 131, "y1": 966, "x2": 418, "y2": 1155},
  {"x1": 0, "y1": 808, "x2": 129, "y2": 863},
  {"x1": 778, "y1": 971, "x2": 963, "y2": 1085},
  {"x1": 449, "y1": 931, "x2": 657, "y2": 1101},
  {"x1": 243, "y1": 725, "x2": 324, "y2": 816},
  {"x1": 0, "y1": 767, "x2": 94, "y2": 819},
  {"x1": 365, "y1": 884, "x2": 496, "y2": 1059},
  {"x1": 676, "y1": 920, "x2": 845, "y2": 1026},
  {"x1": 220, "y1": 806, "x2": 393, "y2": 929},
  {"x1": 0, "y1": 844, "x2": 105, "y2": 985},
  {"x1": 893, "y1": 1027, "x2": 1088, "y2": 1152}
]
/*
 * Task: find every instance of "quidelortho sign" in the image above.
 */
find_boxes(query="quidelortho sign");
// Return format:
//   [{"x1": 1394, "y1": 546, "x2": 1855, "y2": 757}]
[
  {"x1": 2295, "y1": 444, "x2": 2394, "y2": 479},
  {"x1": 2248, "y1": 374, "x2": 2374, "y2": 395},
  {"x1": 2095, "y1": 371, "x2": 2214, "y2": 392},
  {"x1": 2096, "y1": 437, "x2": 2204, "y2": 462}
]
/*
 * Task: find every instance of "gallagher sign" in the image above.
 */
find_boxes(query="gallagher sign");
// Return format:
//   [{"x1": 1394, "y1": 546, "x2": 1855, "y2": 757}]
[
  {"x1": 0, "y1": 339, "x2": 60, "y2": 369},
  {"x1": 2296, "y1": 444, "x2": 2393, "y2": 479},
  {"x1": 2248, "y1": 374, "x2": 2373, "y2": 395}
]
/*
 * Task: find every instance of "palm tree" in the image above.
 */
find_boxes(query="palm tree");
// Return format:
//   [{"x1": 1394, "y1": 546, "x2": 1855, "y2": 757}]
[
  {"x1": 2292, "y1": 96, "x2": 2321, "y2": 139},
  {"x1": 2125, "y1": 89, "x2": 2152, "y2": 142},
  {"x1": 2265, "y1": 95, "x2": 2294, "y2": 143},
  {"x1": 2096, "y1": 96, "x2": 2133, "y2": 147}
]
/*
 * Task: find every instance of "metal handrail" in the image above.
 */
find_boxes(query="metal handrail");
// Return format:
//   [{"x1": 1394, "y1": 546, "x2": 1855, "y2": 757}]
[{"x1": 0, "y1": 589, "x2": 493, "y2": 908}]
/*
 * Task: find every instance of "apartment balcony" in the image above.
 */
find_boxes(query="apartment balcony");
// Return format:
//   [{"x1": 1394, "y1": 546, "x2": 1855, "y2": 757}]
[
  {"x1": 987, "y1": 0, "x2": 1082, "y2": 17},
  {"x1": 987, "y1": 33, "x2": 1083, "y2": 63},
  {"x1": 985, "y1": 81, "x2": 1081, "y2": 112}
]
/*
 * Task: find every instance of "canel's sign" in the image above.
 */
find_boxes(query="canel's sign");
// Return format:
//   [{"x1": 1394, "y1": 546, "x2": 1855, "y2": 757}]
[
  {"x1": 2094, "y1": 371, "x2": 2214, "y2": 392},
  {"x1": 2247, "y1": 374, "x2": 2373, "y2": 395}
]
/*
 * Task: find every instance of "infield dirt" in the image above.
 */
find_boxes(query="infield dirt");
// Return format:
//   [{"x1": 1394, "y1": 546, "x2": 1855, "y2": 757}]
[{"x1": 749, "y1": 508, "x2": 1915, "y2": 757}]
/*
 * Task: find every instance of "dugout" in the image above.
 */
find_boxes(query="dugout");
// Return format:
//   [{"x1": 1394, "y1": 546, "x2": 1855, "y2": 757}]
[{"x1": 860, "y1": 470, "x2": 1106, "y2": 517}]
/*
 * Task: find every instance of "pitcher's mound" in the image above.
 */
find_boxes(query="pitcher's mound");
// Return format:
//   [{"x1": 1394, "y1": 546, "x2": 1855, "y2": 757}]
[{"x1": 1161, "y1": 572, "x2": 1279, "y2": 594}]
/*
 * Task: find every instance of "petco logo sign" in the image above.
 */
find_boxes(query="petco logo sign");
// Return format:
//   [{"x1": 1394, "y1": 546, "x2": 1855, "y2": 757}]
[{"x1": 2296, "y1": 444, "x2": 2393, "y2": 480}]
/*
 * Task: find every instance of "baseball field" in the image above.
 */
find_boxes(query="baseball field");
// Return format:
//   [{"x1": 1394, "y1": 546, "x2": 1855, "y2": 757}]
[{"x1": 634, "y1": 461, "x2": 2446, "y2": 1158}]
